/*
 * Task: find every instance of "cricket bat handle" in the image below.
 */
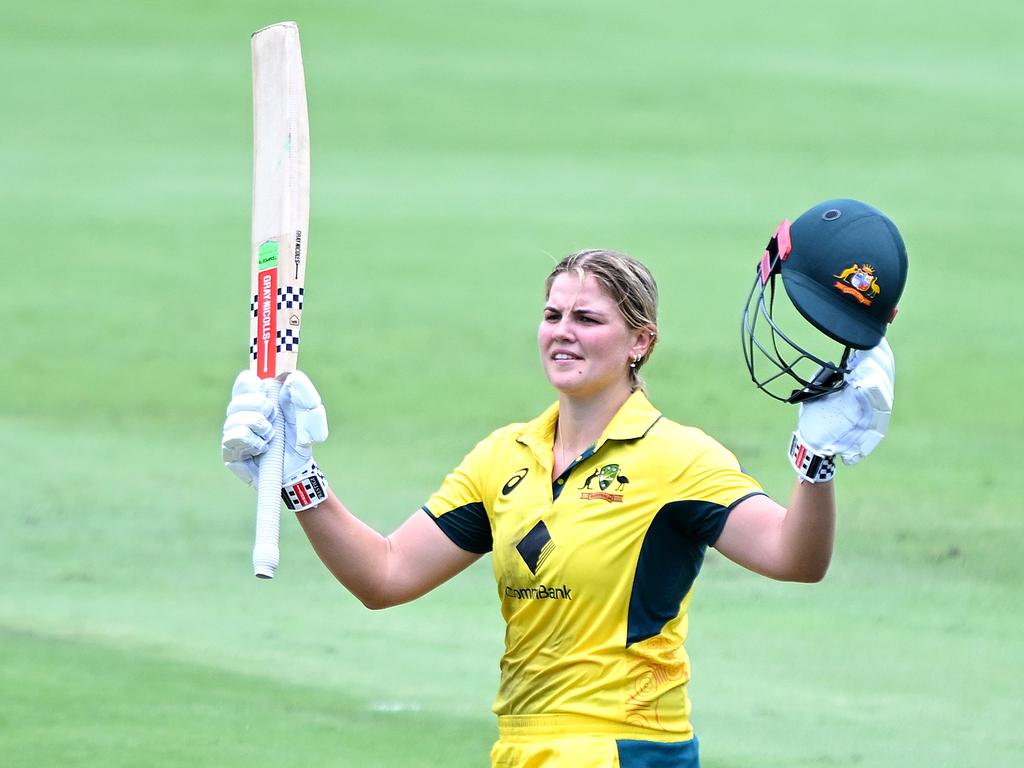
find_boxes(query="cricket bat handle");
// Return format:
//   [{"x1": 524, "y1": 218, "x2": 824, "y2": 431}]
[{"x1": 253, "y1": 376, "x2": 285, "y2": 578}]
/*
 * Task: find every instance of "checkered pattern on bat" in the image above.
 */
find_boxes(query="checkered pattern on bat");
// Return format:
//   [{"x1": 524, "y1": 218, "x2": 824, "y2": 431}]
[
  {"x1": 249, "y1": 329, "x2": 302, "y2": 359},
  {"x1": 278, "y1": 328, "x2": 300, "y2": 352},
  {"x1": 278, "y1": 286, "x2": 303, "y2": 310},
  {"x1": 250, "y1": 287, "x2": 304, "y2": 317}
]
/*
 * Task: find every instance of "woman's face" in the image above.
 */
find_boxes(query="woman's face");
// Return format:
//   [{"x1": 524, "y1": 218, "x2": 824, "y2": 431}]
[{"x1": 538, "y1": 271, "x2": 648, "y2": 399}]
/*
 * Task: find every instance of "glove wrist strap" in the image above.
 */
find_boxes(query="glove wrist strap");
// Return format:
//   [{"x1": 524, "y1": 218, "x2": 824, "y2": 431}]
[
  {"x1": 281, "y1": 464, "x2": 329, "y2": 511},
  {"x1": 788, "y1": 432, "x2": 836, "y2": 484}
]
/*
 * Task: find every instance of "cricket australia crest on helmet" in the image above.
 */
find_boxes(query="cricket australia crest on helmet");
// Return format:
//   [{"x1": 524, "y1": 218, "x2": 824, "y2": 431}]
[{"x1": 833, "y1": 264, "x2": 881, "y2": 305}]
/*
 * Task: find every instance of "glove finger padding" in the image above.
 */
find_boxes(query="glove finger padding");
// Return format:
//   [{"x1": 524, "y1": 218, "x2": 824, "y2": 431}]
[
  {"x1": 280, "y1": 371, "x2": 329, "y2": 449},
  {"x1": 840, "y1": 340, "x2": 894, "y2": 464},
  {"x1": 276, "y1": 371, "x2": 331, "y2": 510},
  {"x1": 222, "y1": 370, "x2": 278, "y2": 483},
  {"x1": 222, "y1": 375, "x2": 277, "y2": 464},
  {"x1": 225, "y1": 457, "x2": 259, "y2": 487},
  {"x1": 232, "y1": 369, "x2": 264, "y2": 398},
  {"x1": 849, "y1": 337, "x2": 895, "y2": 387},
  {"x1": 225, "y1": 391, "x2": 275, "y2": 420},
  {"x1": 222, "y1": 411, "x2": 274, "y2": 462}
]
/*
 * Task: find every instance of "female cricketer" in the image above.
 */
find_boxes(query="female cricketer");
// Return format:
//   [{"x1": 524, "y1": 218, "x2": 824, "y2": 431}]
[{"x1": 222, "y1": 199, "x2": 905, "y2": 767}]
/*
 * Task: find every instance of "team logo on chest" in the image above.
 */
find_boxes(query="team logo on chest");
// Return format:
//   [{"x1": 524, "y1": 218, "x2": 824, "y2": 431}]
[{"x1": 579, "y1": 463, "x2": 629, "y2": 503}]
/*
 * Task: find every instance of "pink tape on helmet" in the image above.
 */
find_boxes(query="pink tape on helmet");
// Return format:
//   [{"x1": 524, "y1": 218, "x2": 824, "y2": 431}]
[{"x1": 759, "y1": 219, "x2": 792, "y2": 285}]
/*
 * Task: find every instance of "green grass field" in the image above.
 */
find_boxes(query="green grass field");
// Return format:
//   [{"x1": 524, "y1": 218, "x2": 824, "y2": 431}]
[{"x1": 3, "y1": 2, "x2": 1022, "y2": 766}]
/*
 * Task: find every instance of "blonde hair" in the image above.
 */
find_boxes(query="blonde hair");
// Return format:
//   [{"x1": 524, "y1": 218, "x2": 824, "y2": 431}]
[{"x1": 545, "y1": 249, "x2": 659, "y2": 391}]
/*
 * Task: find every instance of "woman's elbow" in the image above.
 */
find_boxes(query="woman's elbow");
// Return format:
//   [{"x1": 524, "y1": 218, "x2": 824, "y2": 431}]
[
  {"x1": 358, "y1": 594, "x2": 391, "y2": 611},
  {"x1": 355, "y1": 583, "x2": 414, "y2": 610},
  {"x1": 785, "y1": 556, "x2": 831, "y2": 583},
  {"x1": 355, "y1": 587, "x2": 404, "y2": 610}
]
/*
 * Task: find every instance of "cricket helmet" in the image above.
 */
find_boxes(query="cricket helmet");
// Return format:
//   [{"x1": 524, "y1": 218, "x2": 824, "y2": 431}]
[{"x1": 742, "y1": 199, "x2": 908, "y2": 402}]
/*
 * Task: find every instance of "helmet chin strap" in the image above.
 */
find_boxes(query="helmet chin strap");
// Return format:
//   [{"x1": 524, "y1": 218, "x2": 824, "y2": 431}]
[{"x1": 786, "y1": 346, "x2": 851, "y2": 403}]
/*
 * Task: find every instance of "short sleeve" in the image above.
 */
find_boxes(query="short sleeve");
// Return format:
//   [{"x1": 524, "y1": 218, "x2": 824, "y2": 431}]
[
  {"x1": 668, "y1": 437, "x2": 764, "y2": 545},
  {"x1": 422, "y1": 441, "x2": 494, "y2": 554}
]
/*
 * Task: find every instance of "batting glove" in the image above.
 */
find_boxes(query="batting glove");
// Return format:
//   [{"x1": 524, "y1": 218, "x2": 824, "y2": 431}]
[
  {"x1": 278, "y1": 371, "x2": 330, "y2": 510},
  {"x1": 222, "y1": 370, "x2": 275, "y2": 486},
  {"x1": 222, "y1": 370, "x2": 330, "y2": 509},
  {"x1": 789, "y1": 338, "x2": 895, "y2": 483}
]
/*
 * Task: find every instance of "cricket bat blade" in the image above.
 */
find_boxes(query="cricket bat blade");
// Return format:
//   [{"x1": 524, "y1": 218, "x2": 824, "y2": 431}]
[{"x1": 249, "y1": 21, "x2": 311, "y2": 578}]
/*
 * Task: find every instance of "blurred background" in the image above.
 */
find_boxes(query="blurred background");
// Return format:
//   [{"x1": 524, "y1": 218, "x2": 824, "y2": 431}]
[{"x1": 2, "y1": 2, "x2": 1021, "y2": 766}]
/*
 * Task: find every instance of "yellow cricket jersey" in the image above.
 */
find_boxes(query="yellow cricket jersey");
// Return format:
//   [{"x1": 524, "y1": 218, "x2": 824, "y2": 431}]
[{"x1": 422, "y1": 391, "x2": 763, "y2": 740}]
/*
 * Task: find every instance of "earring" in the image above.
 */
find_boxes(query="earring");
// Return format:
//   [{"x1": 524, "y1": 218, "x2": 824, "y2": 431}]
[{"x1": 630, "y1": 355, "x2": 640, "y2": 369}]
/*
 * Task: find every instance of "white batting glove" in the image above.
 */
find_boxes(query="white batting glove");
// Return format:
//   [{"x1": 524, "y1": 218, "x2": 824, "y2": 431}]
[
  {"x1": 222, "y1": 371, "x2": 330, "y2": 506},
  {"x1": 278, "y1": 371, "x2": 329, "y2": 484},
  {"x1": 789, "y1": 339, "x2": 895, "y2": 482},
  {"x1": 222, "y1": 370, "x2": 275, "y2": 487},
  {"x1": 277, "y1": 371, "x2": 331, "y2": 511}
]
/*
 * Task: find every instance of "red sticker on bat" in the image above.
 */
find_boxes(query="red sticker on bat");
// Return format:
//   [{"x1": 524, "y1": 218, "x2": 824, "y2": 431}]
[{"x1": 256, "y1": 267, "x2": 277, "y2": 378}]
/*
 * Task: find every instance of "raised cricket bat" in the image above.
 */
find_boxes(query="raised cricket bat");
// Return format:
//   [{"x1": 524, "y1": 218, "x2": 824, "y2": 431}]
[{"x1": 250, "y1": 21, "x2": 310, "y2": 578}]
